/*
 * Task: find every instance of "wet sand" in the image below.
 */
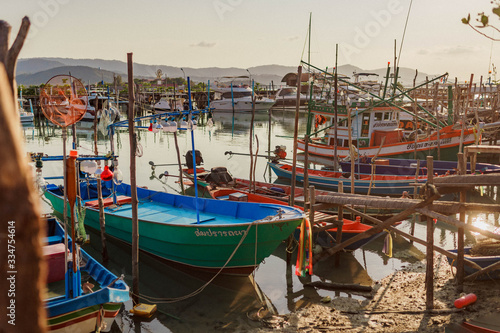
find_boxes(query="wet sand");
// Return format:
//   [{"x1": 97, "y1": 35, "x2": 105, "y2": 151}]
[{"x1": 250, "y1": 255, "x2": 500, "y2": 332}]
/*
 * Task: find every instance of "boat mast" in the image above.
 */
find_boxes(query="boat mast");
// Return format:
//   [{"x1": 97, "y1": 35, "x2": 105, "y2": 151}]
[{"x1": 308, "y1": 12, "x2": 311, "y2": 72}]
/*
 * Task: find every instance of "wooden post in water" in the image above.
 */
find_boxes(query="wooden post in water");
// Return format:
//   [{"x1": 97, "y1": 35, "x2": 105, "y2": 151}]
[
  {"x1": 432, "y1": 83, "x2": 440, "y2": 160},
  {"x1": 425, "y1": 156, "x2": 434, "y2": 309},
  {"x1": 93, "y1": 97, "x2": 108, "y2": 262},
  {"x1": 303, "y1": 135, "x2": 310, "y2": 192},
  {"x1": 127, "y1": 53, "x2": 140, "y2": 304},
  {"x1": 268, "y1": 101, "x2": 272, "y2": 181},
  {"x1": 249, "y1": 82, "x2": 256, "y2": 192},
  {"x1": 456, "y1": 152, "x2": 466, "y2": 291},
  {"x1": 290, "y1": 66, "x2": 302, "y2": 207},
  {"x1": 174, "y1": 132, "x2": 185, "y2": 195},
  {"x1": 335, "y1": 181, "x2": 344, "y2": 267},
  {"x1": 347, "y1": 106, "x2": 355, "y2": 194},
  {"x1": 460, "y1": 75, "x2": 474, "y2": 153},
  {"x1": 0, "y1": 17, "x2": 46, "y2": 332}
]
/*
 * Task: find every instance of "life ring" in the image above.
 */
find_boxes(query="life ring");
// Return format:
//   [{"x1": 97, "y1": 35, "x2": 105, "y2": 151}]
[{"x1": 315, "y1": 115, "x2": 327, "y2": 128}]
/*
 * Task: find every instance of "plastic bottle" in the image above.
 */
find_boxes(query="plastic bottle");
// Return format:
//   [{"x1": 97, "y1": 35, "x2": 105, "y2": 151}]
[{"x1": 454, "y1": 293, "x2": 477, "y2": 309}]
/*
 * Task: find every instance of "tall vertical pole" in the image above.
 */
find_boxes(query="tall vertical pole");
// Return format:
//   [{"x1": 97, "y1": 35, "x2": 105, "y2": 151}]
[
  {"x1": 127, "y1": 53, "x2": 139, "y2": 305},
  {"x1": 188, "y1": 77, "x2": 201, "y2": 224},
  {"x1": 290, "y1": 66, "x2": 302, "y2": 207},
  {"x1": 457, "y1": 152, "x2": 466, "y2": 291},
  {"x1": 334, "y1": 44, "x2": 338, "y2": 169},
  {"x1": 425, "y1": 156, "x2": 434, "y2": 309},
  {"x1": 93, "y1": 95, "x2": 108, "y2": 262},
  {"x1": 308, "y1": 13, "x2": 311, "y2": 72}
]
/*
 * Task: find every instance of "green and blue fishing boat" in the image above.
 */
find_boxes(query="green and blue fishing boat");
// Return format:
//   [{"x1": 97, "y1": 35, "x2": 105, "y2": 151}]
[{"x1": 44, "y1": 181, "x2": 304, "y2": 276}]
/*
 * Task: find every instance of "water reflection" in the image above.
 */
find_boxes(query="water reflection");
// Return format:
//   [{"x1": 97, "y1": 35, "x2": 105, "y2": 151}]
[{"x1": 23, "y1": 107, "x2": 500, "y2": 331}]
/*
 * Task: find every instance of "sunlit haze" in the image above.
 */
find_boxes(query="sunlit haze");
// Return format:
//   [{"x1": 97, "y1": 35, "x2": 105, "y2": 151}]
[{"x1": 3, "y1": 0, "x2": 500, "y2": 80}]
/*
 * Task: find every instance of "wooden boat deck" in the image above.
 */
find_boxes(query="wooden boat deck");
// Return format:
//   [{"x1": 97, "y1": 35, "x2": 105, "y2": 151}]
[{"x1": 98, "y1": 199, "x2": 255, "y2": 225}]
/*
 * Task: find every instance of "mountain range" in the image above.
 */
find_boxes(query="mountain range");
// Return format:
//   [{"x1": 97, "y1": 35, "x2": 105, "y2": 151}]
[{"x1": 16, "y1": 57, "x2": 438, "y2": 87}]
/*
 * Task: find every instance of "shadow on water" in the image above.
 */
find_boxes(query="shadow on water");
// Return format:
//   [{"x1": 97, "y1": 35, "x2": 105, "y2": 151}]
[{"x1": 82, "y1": 226, "x2": 272, "y2": 333}]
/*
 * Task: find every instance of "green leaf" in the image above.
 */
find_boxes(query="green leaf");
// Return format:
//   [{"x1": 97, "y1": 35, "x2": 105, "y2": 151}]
[
  {"x1": 462, "y1": 13, "x2": 470, "y2": 24},
  {"x1": 493, "y1": 6, "x2": 500, "y2": 18},
  {"x1": 481, "y1": 14, "x2": 489, "y2": 26}
]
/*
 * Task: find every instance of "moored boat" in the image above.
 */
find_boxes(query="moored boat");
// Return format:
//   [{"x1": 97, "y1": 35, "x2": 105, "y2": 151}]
[
  {"x1": 447, "y1": 247, "x2": 500, "y2": 280},
  {"x1": 339, "y1": 157, "x2": 500, "y2": 176},
  {"x1": 268, "y1": 161, "x2": 427, "y2": 196},
  {"x1": 299, "y1": 101, "x2": 478, "y2": 160},
  {"x1": 44, "y1": 215, "x2": 129, "y2": 332},
  {"x1": 44, "y1": 181, "x2": 304, "y2": 276},
  {"x1": 211, "y1": 86, "x2": 275, "y2": 113},
  {"x1": 209, "y1": 187, "x2": 386, "y2": 251}
]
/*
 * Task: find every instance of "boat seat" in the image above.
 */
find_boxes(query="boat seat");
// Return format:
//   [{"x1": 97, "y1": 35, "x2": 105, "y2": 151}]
[
  {"x1": 45, "y1": 235, "x2": 63, "y2": 245},
  {"x1": 85, "y1": 195, "x2": 132, "y2": 208}
]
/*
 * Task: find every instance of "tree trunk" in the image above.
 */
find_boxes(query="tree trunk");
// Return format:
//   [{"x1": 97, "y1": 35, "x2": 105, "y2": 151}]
[{"x1": 0, "y1": 63, "x2": 46, "y2": 331}]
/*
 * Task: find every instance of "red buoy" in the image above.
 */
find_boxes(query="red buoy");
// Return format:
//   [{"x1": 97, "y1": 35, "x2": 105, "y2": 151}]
[
  {"x1": 100, "y1": 165, "x2": 114, "y2": 182},
  {"x1": 454, "y1": 293, "x2": 477, "y2": 309}
]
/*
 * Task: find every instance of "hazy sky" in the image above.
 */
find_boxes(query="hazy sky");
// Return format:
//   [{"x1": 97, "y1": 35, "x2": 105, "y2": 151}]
[{"x1": 3, "y1": 0, "x2": 500, "y2": 80}]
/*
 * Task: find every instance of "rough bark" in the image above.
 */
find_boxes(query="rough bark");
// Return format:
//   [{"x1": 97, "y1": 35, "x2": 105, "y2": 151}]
[{"x1": 0, "y1": 62, "x2": 46, "y2": 332}]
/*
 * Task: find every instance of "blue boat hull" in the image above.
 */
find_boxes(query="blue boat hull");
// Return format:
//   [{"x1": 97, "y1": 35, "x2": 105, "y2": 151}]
[{"x1": 447, "y1": 248, "x2": 500, "y2": 280}]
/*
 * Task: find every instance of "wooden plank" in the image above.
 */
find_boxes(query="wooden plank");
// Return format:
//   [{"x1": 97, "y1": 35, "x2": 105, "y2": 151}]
[
  {"x1": 343, "y1": 206, "x2": 483, "y2": 270},
  {"x1": 312, "y1": 191, "x2": 442, "y2": 264}
]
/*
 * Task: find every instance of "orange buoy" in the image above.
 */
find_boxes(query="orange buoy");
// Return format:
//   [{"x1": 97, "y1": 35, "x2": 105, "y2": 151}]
[{"x1": 454, "y1": 293, "x2": 477, "y2": 309}]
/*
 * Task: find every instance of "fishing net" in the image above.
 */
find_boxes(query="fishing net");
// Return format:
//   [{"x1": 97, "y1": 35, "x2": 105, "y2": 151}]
[{"x1": 40, "y1": 75, "x2": 87, "y2": 127}]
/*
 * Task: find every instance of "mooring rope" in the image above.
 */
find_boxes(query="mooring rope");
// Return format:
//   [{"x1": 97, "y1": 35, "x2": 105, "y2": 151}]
[{"x1": 130, "y1": 220, "x2": 256, "y2": 304}]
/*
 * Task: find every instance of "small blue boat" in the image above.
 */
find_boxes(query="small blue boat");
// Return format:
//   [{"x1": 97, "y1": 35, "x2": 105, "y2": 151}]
[
  {"x1": 447, "y1": 247, "x2": 500, "y2": 280},
  {"x1": 44, "y1": 215, "x2": 129, "y2": 332},
  {"x1": 339, "y1": 157, "x2": 500, "y2": 176},
  {"x1": 268, "y1": 162, "x2": 426, "y2": 196}
]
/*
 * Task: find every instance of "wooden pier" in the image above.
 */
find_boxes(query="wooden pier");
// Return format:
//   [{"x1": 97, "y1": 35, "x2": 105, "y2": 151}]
[{"x1": 303, "y1": 152, "x2": 500, "y2": 309}]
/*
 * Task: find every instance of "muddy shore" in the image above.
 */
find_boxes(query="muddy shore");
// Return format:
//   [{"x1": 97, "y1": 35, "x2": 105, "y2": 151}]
[{"x1": 245, "y1": 255, "x2": 500, "y2": 332}]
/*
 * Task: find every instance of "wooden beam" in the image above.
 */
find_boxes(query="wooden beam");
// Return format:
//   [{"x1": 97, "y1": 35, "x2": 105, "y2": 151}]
[
  {"x1": 415, "y1": 207, "x2": 500, "y2": 241},
  {"x1": 312, "y1": 190, "x2": 441, "y2": 263},
  {"x1": 343, "y1": 205, "x2": 482, "y2": 270}
]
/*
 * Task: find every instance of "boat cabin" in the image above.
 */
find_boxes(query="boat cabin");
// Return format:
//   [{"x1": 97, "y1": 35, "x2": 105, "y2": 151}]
[{"x1": 317, "y1": 106, "x2": 403, "y2": 148}]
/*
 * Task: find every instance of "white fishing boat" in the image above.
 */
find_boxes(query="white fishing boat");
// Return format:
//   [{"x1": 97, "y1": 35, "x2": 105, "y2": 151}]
[
  {"x1": 153, "y1": 92, "x2": 188, "y2": 112},
  {"x1": 272, "y1": 86, "x2": 308, "y2": 108},
  {"x1": 211, "y1": 86, "x2": 275, "y2": 113},
  {"x1": 80, "y1": 94, "x2": 121, "y2": 122}
]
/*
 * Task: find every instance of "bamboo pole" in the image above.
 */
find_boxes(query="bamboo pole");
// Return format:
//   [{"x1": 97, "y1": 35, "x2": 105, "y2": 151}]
[
  {"x1": 334, "y1": 44, "x2": 338, "y2": 168},
  {"x1": 425, "y1": 156, "x2": 434, "y2": 310},
  {"x1": 127, "y1": 53, "x2": 140, "y2": 304},
  {"x1": 348, "y1": 106, "x2": 355, "y2": 194},
  {"x1": 456, "y1": 152, "x2": 466, "y2": 292},
  {"x1": 173, "y1": 132, "x2": 185, "y2": 195},
  {"x1": 93, "y1": 95, "x2": 108, "y2": 262},
  {"x1": 335, "y1": 181, "x2": 344, "y2": 267},
  {"x1": 460, "y1": 75, "x2": 474, "y2": 153},
  {"x1": 303, "y1": 135, "x2": 310, "y2": 192},
  {"x1": 432, "y1": 83, "x2": 441, "y2": 159},
  {"x1": 290, "y1": 66, "x2": 302, "y2": 207}
]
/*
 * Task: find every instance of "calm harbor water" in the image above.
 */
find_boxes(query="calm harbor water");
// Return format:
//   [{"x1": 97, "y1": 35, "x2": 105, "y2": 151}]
[{"x1": 22, "y1": 108, "x2": 499, "y2": 332}]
